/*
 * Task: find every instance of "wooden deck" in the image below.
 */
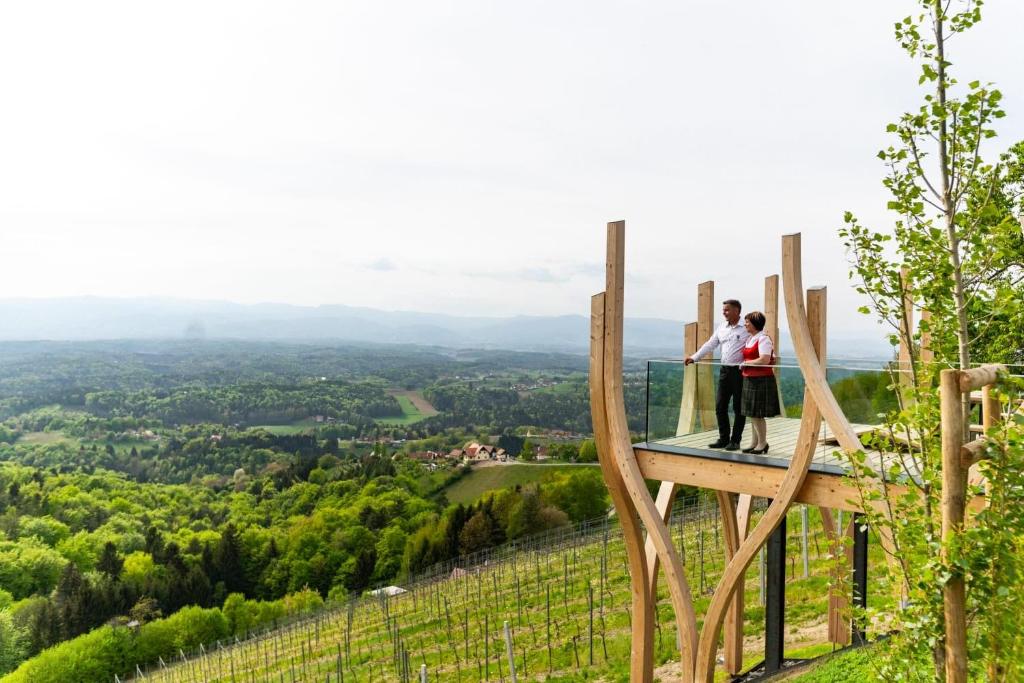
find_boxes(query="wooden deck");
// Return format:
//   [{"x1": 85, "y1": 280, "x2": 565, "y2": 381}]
[{"x1": 648, "y1": 416, "x2": 884, "y2": 473}]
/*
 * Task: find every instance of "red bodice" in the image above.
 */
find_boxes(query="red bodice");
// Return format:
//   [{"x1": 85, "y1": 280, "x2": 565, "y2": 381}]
[{"x1": 741, "y1": 338, "x2": 774, "y2": 378}]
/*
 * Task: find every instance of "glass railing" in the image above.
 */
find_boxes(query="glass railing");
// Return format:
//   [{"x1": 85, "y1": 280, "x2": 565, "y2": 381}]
[
  {"x1": 644, "y1": 358, "x2": 1023, "y2": 477},
  {"x1": 644, "y1": 359, "x2": 899, "y2": 472}
]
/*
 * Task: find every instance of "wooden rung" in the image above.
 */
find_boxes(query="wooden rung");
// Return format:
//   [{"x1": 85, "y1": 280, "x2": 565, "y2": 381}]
[
  {"x1": 960, "y1": 364, "x2": 1005, "y2": 392},
  {"x1": 961, "y1": 439, "x2": 990, "y2": 467}
]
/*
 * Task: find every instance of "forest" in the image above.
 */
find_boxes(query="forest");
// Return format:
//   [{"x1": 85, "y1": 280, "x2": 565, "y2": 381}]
[{"x1": 0, "y1": 341, "x2": 613, "y2": 678}]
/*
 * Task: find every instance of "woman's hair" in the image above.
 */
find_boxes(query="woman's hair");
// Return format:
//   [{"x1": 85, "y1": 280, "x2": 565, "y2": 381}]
[{"x1": 744, "y1": 311, "x2": 767, "y2": 331}]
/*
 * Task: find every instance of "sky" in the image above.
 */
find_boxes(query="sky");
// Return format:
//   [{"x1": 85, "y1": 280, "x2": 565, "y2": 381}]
[{"x1": 1, "y1": 1, "x2": 1022, "y2": 335}]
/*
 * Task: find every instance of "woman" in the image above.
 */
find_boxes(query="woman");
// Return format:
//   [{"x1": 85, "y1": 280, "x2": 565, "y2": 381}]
[{"x1": 739, "y1": 311, "x2": 779, "y2": 454}]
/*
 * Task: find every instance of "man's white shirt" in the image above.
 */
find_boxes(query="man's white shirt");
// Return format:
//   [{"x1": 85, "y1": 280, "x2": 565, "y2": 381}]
[{"x1": 691, "y1": 321, "x2": 750, "y2": 366}]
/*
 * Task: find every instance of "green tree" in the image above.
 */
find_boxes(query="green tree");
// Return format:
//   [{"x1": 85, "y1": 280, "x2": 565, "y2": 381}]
[
  {"x1": 577, "y1": 439, "x2": 598, "y2": 463},
  {"x1": 97, "y1": 542, "x2": 124, "y2": 581},
  {"x1": 213, "y1": 525, "x2": 247, "y2": 595},
  {"x1": 0, "y1": 608, "x2": 29, "y2": 675},
  {"x1": 457, "y1": 511, "x2": 493, "y2": 555},
  {"x1": 838, "y1": 2, "x2": 1024, "y2": 679},
  {"x1": 54, "y1": 562, "x2": 92, "y2": 640},
  {"x1": 518, "y1": 440, "x2": 536, "y2": 462},
  {"x1": 542, "y1": 470, "x2": 609, "y2": 522}
]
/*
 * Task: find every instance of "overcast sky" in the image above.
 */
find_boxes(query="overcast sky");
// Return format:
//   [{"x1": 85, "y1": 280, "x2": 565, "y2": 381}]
[{"x1": 1, "y1": 1, "x2": 1022, "y2": 334}]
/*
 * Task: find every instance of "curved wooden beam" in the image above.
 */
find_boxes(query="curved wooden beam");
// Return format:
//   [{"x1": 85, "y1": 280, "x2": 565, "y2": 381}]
[
  {"x1": 781, "y1": 233, "x2": 861, "y2": 452},
  {"x1": 645, "y1": 482, "x2": 678, "y2": 605},
  {"x1": 694, "y1": 245, "x2": 829, "y2": 682},
  {"x1": 652, "y1": 322, "x2": 698, "y2": 604},
  {"x1": 590, "y1": 292, "x2": 654, "y2": 683},
  {"x1": 604, "y1": 221, "x2": 698, "y2": 680},
  {"x1": 695, "y1": 390, "x2": 823, "y2": 680}
]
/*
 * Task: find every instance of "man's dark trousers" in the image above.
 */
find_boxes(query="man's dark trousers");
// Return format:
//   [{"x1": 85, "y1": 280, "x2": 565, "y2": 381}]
[{"x1": 716, "y1": 365, "x2": 745, "y2": 444}]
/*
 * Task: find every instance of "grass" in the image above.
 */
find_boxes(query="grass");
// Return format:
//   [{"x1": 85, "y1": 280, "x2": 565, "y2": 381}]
[
  {"x1": 443, "y1": 463, "x2": 599, "y2": 504},
  {"x1": 130, "y1": 505, "x2": 882, "y2": 683},
  {"x1": 17, "y1": 431, "x2": 77, "y2": 446},
  {"x1": 375, "y1": 394, "x2": 429, "y2": 426},
  {"x1": 786, "y1": 643, "x2": 878, "y2": 682},
  {"x1": 254, "y1": 419, "x2": 318, "y2": 435}
]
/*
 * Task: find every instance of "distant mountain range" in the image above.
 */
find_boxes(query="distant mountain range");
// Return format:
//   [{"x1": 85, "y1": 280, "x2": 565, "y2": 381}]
[{"x1": 0, "y1": 297, "x2": 892, "y2": 359}]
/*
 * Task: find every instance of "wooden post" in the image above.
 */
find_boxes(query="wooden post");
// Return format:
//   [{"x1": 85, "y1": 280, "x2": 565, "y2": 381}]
[
  {"x1": 718, "y1": 490, "x2": 746, "y2": 675},
  {"x1": 941, "y1": 369, "x2": 968, "y2": 683},
  {"x1": 806, "y1": 288, "x2": 827, "y2": 367},
  {"x1": 920, "y1": 309, "x2": 934, "y2": 364},
  {"x1": 801, "y1": 506, "x2": 809, "y2": 579},
  {"x1": 676, "y1": 322, "x2": 700, "y2": 434},
  {"x1": 503, "y1": 621, "x2": 517, "y2": 683},
  {"x1": 590, "y1": 291, "x2": 654, "y2": 683},
  {"x1": 603, "y1": 222, "x2": 698, "y2": 681},
  {"x1": 898, "y1": 267, "x2": 914, "y2": 398},
  {"x1": 982, "y1": 385, "x2": 1000, "y2": 431},
  {"x1": 696, "y1": 281, "x2": 717, "y2": 431},
  {"x1": 764, "y1": 274, "x2": 786, "y2": 412}
]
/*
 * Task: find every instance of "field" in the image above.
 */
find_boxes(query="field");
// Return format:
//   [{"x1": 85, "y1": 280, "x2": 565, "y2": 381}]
[
  {"x1": 443, "y1": 463, "x2": 599, "y2": 505},
  {"x1": 131, "y1": 503, "x2": 889, "y2": 683},
  {"x1": 254, "y1": 419, "x2": 319, "y2": 435},
  {"x1": 16, "y1": 431, "x2": 77, "y2": 446},
  {"x1": 375, "y1": 391, "x2": 439, "y2": 426}
]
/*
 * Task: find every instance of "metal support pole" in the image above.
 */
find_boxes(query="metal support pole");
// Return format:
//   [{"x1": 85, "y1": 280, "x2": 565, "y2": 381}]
[
  {"x1": 801, "y1": 506, "x2": 809, "y2": 578},
  {"x1": 765, "y1": 515, "x2": 787, "y2": 673},
  {"x1": 852, "y1": 513, "x2": 868, "y2": 645},
  {"x1": 504, "y1": 620, "x2": 518, "y2": 683},
  {"x1": 759, "y1": 545, "x2": 766, "y2": 606}
]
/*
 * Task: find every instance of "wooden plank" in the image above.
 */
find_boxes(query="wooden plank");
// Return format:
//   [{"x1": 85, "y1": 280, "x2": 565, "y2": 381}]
[{"x1": 590, "y1": 291, "x2": 654, "y2": 683}]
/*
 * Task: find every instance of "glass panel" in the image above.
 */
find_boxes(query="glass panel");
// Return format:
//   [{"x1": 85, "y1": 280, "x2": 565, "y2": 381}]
[{"x1": 644, "y1": 358, "x2": 1023, "y2": 474}]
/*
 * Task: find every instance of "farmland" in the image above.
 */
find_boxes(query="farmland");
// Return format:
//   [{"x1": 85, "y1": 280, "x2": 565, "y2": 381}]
[{"x1": 375, "y1": 391, "x2": 439, "y2": 426}]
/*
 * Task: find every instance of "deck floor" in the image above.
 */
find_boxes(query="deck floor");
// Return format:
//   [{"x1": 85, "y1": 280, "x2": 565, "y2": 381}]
[{"x1": 650, "y1": 416, "x2": 884, "y2": 473}]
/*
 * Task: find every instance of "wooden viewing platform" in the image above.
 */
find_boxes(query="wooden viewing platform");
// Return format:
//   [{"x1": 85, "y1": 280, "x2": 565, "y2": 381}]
[
  {"x1": 588, "y1": 222, "x2": 1004, "y2": 683},
  {"x1": 647, "y1": 416, "x2": 880, "y2": 474}
]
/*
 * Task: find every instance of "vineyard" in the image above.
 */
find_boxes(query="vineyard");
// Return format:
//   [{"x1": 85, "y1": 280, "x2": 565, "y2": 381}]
[{"x1": 125, "y1": 500, "x2": 876, "y2": 683}]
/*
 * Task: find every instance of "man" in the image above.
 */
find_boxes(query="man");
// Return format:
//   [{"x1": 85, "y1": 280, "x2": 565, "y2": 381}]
[{"x1": 684, "y1": 299, "x2": 749, "y2": 450}]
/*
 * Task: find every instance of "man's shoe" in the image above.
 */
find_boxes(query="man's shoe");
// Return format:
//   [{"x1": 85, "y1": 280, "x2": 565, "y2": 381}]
[
  {"x1": 707, "y1": 439, "x2": 730, "y2": 448},
  {"x1": 725, "y1": 442, "x2": 741, "y2": 451}
]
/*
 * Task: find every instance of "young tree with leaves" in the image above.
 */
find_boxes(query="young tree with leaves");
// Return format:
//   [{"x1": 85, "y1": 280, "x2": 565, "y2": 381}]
[{"x1": 839, "y1": 1, "x2": 1024, "y2": 680}]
